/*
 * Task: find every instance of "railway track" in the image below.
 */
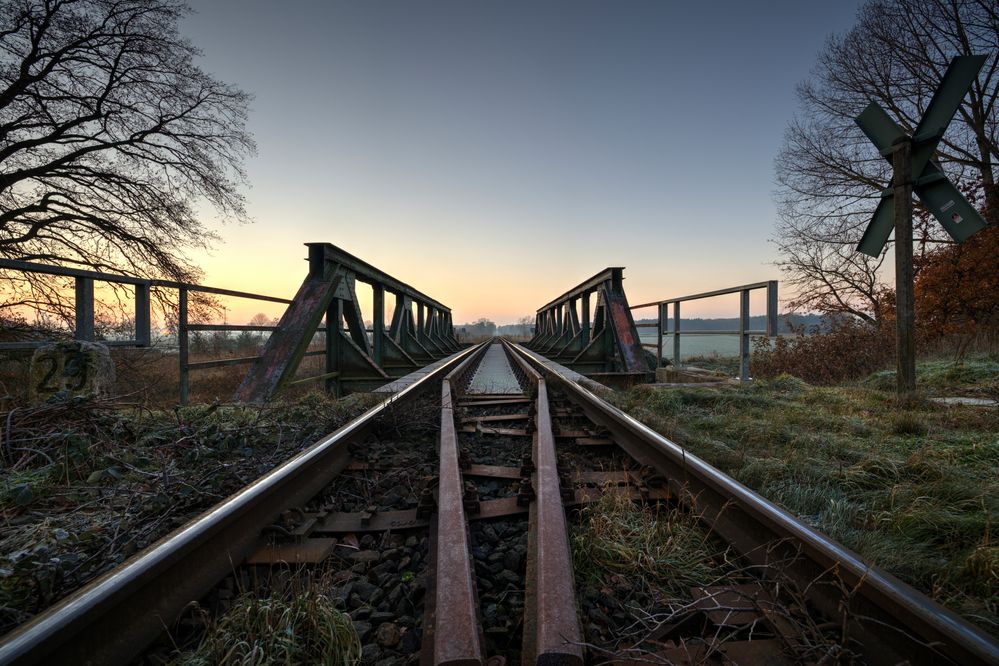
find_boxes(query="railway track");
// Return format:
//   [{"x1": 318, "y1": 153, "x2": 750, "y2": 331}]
[{"x1": 0, "y1": 340, "x2": 997, "y2": 665}]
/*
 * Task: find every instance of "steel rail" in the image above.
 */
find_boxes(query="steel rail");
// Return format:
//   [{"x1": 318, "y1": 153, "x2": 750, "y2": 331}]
[
  {"x1": 426, "y1": 342, "x2": 493, "y2": 666},
  {"x1": 0, "y1": 343, "x2": 485, "y2": 666},
  {"x1": 501, "y1": 340, "x2": 583, "y2": 666},
  {"x1": 509, "y1": 343, "x2": 999, "y2": 666}
]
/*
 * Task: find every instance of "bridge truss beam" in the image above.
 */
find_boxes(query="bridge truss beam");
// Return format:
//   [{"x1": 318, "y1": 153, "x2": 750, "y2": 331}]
[
  {"x1": 235, "y1": 243, "x2": 459, "y2": 402},
  {"x1": 527, "y1": 267, "x2": 650, "y2": 382}
]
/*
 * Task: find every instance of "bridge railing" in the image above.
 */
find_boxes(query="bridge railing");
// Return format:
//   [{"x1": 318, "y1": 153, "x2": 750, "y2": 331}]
[
  {"x1": 630, "y1": 280, "x2": 778, "y2": 381},
  {"x1": 0, "y1": 257, "x2": 298, "y2": 404},
  {"x1": 2, "y1": 245, "x2": 461, "y2": 403}
]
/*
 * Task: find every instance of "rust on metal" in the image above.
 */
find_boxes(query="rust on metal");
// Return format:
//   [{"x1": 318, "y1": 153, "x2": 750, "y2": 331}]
[
  {"x1": 245, "y1": 538, "x2": 338, "y2": 565},
  {"x1": 0, "y1": 344, "x2": 484, "y2": 666},
  {"x1": 528, "y1": 267, "x2": 650, "y2": 378},
  {"x1": 510, "y1": 342, "x2": 999, "y2": 666},
  {"x1": 503, "y1": 340, "x2": 583, "y2": 666},
  {"x1": 235, "y1": 243, "x2": 459, "y2": 402},
  {"x1": 425, "y1": 344, "x2": 492, "y2": 666},
  {"x1": 460, "y1": 413, "x2": 531, "y2": 423}
]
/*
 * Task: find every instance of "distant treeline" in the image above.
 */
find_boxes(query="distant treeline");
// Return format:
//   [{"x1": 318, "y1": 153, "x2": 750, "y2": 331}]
[{"x1": 635, "y1": 313, "x2": 826, "y2": 334}]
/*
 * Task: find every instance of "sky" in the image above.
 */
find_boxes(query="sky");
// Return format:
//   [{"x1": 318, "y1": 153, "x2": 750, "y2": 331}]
[{"x1": 180, "y1": 0, "x2": 865, "y2": 325}]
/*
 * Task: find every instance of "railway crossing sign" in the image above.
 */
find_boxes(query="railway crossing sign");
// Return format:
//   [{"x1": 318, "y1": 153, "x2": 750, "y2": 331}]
[
  {"x1": 855, "y1": 54, "x2": 987, "y2": 257},
  {"x1": 854, "y1": 54, "x2": 987, "y2": 396}
]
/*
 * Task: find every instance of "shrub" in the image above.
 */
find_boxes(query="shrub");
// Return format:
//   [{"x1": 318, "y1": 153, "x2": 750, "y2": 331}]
[{"x1": 752, "y1": 318, "x2": 893, "y2": 384}]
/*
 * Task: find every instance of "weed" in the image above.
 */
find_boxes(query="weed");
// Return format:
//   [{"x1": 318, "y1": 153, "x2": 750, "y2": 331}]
[
  {"x1": 172, "y1": 587, "x2": 360, "y2": 666},
  {"x1": 571, "y1": 492, "x2": 729, "y2": 599},
  {"x1": 608, "y1": 362, "x2": 999, "y2": 632}
]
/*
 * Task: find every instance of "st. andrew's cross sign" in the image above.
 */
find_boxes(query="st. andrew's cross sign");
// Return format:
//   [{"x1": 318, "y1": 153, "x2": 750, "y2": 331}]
[
  {"x1": 855, "y1": 54, "x2": 987, "y2": 257},
  {"x1": 854, "y1": 54, "x2": 987, "y2": 396}
]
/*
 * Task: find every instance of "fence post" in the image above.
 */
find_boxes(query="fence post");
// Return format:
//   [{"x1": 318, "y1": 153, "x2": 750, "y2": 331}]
[
  {"x1": 766, "y1": 281, "x2": 779, "y2": 337},
  {"x1": 75, "y1": 277, "x2": 95, "y2": 341},
  {"x1": 179, "y1": 287, "x2": 189, "y2": 405},
  {"x1": 739, "y1": 289, "x2": 751, "y2": 381},
  {"x1": 135, "y1": 282, "x2": 151, "y2": 347},
  {"x1": 656, "y1": 303, "x2": 664, "y2": 368},
  {"x1": 672, "y1": 302, "x2": 681, "y2": 369}
]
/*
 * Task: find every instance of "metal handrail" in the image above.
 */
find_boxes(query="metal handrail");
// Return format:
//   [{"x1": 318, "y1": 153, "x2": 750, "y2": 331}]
[
  {"x1": 630, "y1": 280, "x2": 778, "y2": 381},
  {"x1": 0, "y1": 258, "x2": 295, "y2": 403}
]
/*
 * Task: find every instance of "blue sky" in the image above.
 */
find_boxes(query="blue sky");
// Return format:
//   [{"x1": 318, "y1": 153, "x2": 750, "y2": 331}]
[{"x1": 182, "y1": 1, "x2": 865, "y2": 324}]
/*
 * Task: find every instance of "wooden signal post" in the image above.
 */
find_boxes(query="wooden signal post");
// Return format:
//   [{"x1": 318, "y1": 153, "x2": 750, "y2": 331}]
[
  {"x1": 891, "y1": 138, "x2": 915, "y2": 395},
  {"x1": 855, "y1": 55, "x2": 988, "y2": 399}
]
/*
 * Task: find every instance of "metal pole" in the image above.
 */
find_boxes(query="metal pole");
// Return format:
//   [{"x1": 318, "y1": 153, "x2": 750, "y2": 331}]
[
  {"x1": 672, "y1": 302, "x2": 681, "y2": 369},
  {"x1": 657, "y1": 303, "x2": 664, "y2": 369},
  {"x1": 766, "y1": 281, "x2": 779, "y2": 337},
  {"x1": 135, "y1": 283, "x2": 151, "y2": 347},
  {"x1": 739, "y1": 289, "x2": 751, "y2": 382},
  {"x1": 75, "y1": 277, "x2": 95, "y2": 341},
  {"x1": 892, "y1": 139, "x2": 916, "y2": 397},
  {"x1": 179, "y1": 287, "x2": 189, "y2": 405}
]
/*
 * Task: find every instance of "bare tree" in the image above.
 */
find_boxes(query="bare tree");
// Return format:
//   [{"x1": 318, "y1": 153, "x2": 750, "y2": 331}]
[
  {"x1": 0, "y1": 0, "x2": 254, "y2": 318},
  {"x1": 774, "y1": 0, "x2": 998, "y2": 324}
]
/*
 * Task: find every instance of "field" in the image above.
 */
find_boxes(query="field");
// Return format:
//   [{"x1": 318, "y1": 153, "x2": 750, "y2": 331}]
[{"x1": 610, "y1": 357, "x2": 999, "y2": 634}]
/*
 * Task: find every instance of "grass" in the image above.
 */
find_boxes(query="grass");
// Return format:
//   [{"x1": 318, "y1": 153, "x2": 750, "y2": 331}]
[
  {"x1": 172, "y1": 586, "x2": 360, "y2": 666},
  {"x1": 0, "y1": 391, "x2": 381, "y2": 636},
  {"x1": 610, "y1": 356, "x2": 999, "y2": 633},
  {"x1": 571, "y1": 491, "x2": 729, "y2": 599}
]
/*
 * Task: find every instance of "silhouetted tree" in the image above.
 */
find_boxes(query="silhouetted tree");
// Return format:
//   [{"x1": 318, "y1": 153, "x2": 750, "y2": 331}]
[
  {"x1": 0, "y1": 0, "x2": 254, "y2": 316},
  {"x1": 774, "y1": 0, "x2": 997, "y2": 324}
]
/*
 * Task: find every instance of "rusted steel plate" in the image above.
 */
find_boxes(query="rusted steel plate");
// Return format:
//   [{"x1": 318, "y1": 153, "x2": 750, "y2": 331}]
[
  {"x1": 459, "y1": 398, "x2": 532, "y2": 407},
  {"x1": 234, "y1": 274, "x2": 340, "y2": 402},
  {"x1": 465, "y1": 464, "x2": 522, "y2": 480},
  {"x1": 314, "y1": 487, "x2": 670, "y2": 534},
  {"x1": 317, "y1": 509, "x2": 430, "y2": 533},
  {"x1": 245, "y1": 539, "x2": 338, "y2": 565},
  {"x1": 460, "y1": 413, "x2": 531, "y2": 423},
  {"x1": 460, "y1": 426, "x2": 529, "y2": 436}
]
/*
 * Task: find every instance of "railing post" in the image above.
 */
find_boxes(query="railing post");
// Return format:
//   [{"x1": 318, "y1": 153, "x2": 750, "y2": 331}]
[
  {"x1": 656, "y1": 303, "x2": 664, "y2": 368},
  {"x1": 372, "y1": 284, "x2": 384, "y2": 365},
  {"x1": 581, "y1": 292, "x2": 591, "y2": 340},
  {"x1": 766, "y1": 280, "x2": 779, "y2": 337},
  {"x1": 179, "y1": 287, "x2": 189, "y2": 405},
  {"x1": 739, "y1": 289, "x2": 751, "y2": 382},
  {"x1": 74, "y1": 277, "x2": 95, "y2": 341},
  {"x1": 135, "y1": 282, "x2": 151, "y2": 347},
  {"x1": 672, "y1": 302, "x2": 681, "y2": 369}
]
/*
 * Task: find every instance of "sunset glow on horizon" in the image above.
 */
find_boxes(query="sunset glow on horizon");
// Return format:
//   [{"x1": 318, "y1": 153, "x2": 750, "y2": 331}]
[{"x1": 177, "y1": 1, "x2": 866, "y2": 326}]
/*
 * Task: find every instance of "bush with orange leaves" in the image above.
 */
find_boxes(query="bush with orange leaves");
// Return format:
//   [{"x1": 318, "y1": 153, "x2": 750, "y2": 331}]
[{"x1": 915, "y1": 224, "x2": 999, "y2": 356}]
